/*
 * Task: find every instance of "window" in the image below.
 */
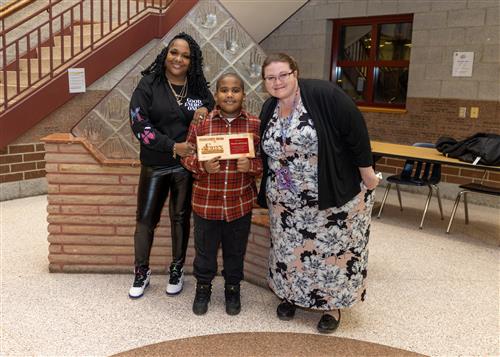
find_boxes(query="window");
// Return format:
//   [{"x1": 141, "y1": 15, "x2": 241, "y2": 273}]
[{"x1": 330, "y1": 14, "x2": 413, "y2": 109}]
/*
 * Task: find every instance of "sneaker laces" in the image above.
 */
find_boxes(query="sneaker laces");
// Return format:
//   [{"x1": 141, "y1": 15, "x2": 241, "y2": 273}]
[
  {"x1": 133, "y1": 267, "x2": 149, "y2": 287},
  {"x1": 225, "y1": 286, "x2": 240, "y2": 303},
  {"x1": 194, "y1": 285, "x2": 211, "y2": 301},
  {"x1": 169, "y1": 266, "x2": 183, "y2": 285}
]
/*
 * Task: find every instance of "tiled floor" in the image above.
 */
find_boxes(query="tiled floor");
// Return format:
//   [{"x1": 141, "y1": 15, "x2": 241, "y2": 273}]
[{"x1": 1, "y1": 189, "x2": 499, "y2": 356}]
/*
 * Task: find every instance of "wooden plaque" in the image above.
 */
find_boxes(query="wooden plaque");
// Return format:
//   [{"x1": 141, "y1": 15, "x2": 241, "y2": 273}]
[{"x1": 196, "y1": 133, "x2": 255, "y2": 161}]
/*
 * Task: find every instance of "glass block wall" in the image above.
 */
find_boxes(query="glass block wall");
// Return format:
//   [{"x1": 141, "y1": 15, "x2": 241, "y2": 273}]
[{"x1": 72, "y1": 0, "x2": 267, "y2": 161}]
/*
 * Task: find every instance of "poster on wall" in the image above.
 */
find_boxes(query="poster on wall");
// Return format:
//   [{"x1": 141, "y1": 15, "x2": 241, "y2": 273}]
[
  {"x1": 452, "y1": 52, "x2": 474, "y2": 77},
  {"x1": 68, "y1": 68, "x2": 86, "y2": 93}
]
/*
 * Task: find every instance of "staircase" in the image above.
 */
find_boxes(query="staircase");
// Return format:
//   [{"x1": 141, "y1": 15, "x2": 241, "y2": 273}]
[
  {"x1": 0, "y1": 0, "x2": 196, "y2": 147},
  {"x1": 1, "y1": 23, "x2": 103, "y2": 103}
]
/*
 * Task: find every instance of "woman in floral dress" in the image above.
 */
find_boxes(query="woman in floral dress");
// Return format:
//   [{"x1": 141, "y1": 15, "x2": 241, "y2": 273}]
[{"x1": 257, "y1": 53, "x2": 380, "y2": 333}]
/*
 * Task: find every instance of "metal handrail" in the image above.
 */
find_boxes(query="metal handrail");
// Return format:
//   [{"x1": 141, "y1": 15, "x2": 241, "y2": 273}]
[
  {"x1": 0, "y1": 0, "x2": 172, "y2": 111},
  {"x1": 0, "y1": 0, "x2": 36, "y2": 20}
]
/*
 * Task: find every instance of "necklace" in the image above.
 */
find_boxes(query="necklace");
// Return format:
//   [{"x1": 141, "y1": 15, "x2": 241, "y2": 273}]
[{"x1": 167, "y1": 78, "x2": 188, "y2": 105}]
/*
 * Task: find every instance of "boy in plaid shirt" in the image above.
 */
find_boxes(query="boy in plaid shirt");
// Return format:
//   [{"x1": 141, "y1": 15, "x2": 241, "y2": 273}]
[{"x1": 182, "y1": 73, "x2": 262, "y2": 316}]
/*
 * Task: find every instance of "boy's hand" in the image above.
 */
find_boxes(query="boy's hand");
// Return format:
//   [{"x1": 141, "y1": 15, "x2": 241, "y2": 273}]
[
  {"x1": 236, "y1": 157, "x2": 250, "y2": 173},
  {"x1": 203, "y1": 156, "x2": 221, "y2": 173}
]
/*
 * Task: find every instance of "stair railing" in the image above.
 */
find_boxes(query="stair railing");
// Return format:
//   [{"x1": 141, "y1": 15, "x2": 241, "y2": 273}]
[{"x1": 0, "y1": 0, "x2": 173, "y2": 111}]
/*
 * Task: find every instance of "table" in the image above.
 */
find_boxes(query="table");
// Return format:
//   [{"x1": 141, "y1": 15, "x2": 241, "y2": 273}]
[
  {"x1": 371, "y1": 141, "x2": 500, "y2": 232},
  {"x1": 370, "y1": 141, "x2": 500, "y2": 172}
]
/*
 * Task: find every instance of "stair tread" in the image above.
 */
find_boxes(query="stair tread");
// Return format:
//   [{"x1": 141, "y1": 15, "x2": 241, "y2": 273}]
[{"x1": 1, "y1": 21, "x2": 121, "y2": 109}]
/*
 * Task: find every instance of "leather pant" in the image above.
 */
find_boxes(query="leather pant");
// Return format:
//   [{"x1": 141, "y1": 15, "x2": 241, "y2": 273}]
[{"x1": 134, "y1": 165, "x2": 192, "y2": 268}]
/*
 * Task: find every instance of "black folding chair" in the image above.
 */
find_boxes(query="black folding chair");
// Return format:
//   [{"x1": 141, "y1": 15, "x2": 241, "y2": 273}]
[
  {"x1": 377, "y1": 143, "x2": 444, "y2": 229},
  {"x1": 446, "y1": 170, "x2": 500, "y2": 233}
]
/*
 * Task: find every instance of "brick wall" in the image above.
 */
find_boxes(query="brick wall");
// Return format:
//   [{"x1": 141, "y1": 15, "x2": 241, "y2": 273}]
[
  {"x1": 0, "y1": 143, "x2": 46, "y2": 183},
  {"x1": 43, "y1": 133, "x2": 270, "y2": 287}
]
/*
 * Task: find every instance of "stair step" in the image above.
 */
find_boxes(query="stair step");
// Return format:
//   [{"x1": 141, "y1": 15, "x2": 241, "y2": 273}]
[
  {"x1": 40, "y1": 46, "x2": 85, "y2": 60},
  {"x1": 19, "y1": 58, "x2": 62, "y2": 73},
  {"x1": 53, "y1": 34, "x2": 93, "y2": 47},
  {"x1": 0, "y1": 84, "x2": 29, "y2": 99},
  {"x1": 72, "y1": 23, "x2": 118, "y2": 36},
  {"x1": 0, "y1": 75, "x2": 50, "y2": 103},
  {"x1": 0, "y1": 70, "x2": 42, "y2": 86}
]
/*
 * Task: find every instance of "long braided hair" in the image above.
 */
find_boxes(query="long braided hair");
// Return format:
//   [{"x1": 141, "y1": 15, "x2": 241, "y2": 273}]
[{"x1": 141, "y1": 32, "x2": 212, "y2": 101}]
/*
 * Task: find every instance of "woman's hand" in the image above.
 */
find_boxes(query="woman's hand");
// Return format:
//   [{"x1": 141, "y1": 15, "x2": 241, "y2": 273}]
[
  {"x1": 359, "y1": 166, "x2": 381, "y2": 190},
  {"x1": 174, "y1": 142, "x2": 196, "y2": 157},
  {"x1": 192, "y1": 107, "x2": 209, "y2": 125},
  {"x1": 203, "y1": 156, "x2": 221, "y2": 173}
]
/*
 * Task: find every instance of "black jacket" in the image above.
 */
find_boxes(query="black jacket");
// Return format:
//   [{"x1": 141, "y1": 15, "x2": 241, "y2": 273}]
[
  {"x1": 257, "y1": 79, "x2": 373, "y2": 210},
  {"x1": 436, "y1": 133, "x2": 500, "y2": 166},
  {"x1": 129, "y1": 73, "x2": 214, "y2": 166}
]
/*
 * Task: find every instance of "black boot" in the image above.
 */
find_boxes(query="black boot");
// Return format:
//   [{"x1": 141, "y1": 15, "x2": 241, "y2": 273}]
[
  {"x1": 225, "y1": 284, "x2": 241, "y2": 316},
  {"x1": 317, "y1": 310, "x2": 341, "y2": 334},
  {"x1": 277, "y1": 299, "x2": 296, "y2": 320},
  {"x1": 192, "y1": 283, "x2": 212, "y2": 315}
]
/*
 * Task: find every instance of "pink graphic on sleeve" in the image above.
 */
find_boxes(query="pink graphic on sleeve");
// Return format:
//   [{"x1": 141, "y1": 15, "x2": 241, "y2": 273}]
[{"x1": 141, "y1": 129, "x2": 155, "y2": 144}]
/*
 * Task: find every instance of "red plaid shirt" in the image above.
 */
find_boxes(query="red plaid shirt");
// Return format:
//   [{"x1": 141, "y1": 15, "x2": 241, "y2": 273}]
[{"x1": 182, "y1": 108, "x2": 262, "y2": 222}]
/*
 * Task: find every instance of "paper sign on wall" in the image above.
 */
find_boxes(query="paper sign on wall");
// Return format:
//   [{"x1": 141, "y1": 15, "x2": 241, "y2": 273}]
[
  {"x1": 68, "y1": 68, "x2": 86, "y2": 93},
  {"x1": 452, "y1": 52, "x2": 474, "y2": 77}
]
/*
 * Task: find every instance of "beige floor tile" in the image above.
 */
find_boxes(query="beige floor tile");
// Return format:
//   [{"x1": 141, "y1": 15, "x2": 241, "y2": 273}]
[{"x1": 1, "y1": 193, "x2": 498, "y2": 357}]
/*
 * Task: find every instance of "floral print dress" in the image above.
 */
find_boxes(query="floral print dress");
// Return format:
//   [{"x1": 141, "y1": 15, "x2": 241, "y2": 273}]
[{"x1": 262, "y1": 99, "x2": 375, "y2": 310}]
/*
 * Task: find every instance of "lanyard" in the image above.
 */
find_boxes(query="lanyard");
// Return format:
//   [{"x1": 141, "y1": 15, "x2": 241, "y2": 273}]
[{"x1": 277, "y1": 90, "x2": 299, "y2": 158}]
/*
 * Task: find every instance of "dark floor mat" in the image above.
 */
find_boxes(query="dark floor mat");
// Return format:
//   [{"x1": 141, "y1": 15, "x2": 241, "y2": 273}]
[{"x1": 112, "y1": 331, "x2": 427, "y2": 357}]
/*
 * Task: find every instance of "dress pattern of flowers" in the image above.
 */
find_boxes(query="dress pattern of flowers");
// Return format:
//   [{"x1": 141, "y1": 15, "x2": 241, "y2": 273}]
[{"x1": 262, "y1": 99, "x2": 374, "y2": 310}]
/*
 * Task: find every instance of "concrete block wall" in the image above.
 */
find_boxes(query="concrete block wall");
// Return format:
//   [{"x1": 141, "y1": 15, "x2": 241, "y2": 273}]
[
  {"x1": 42, "y1": 133, "x2": 270, "y2": 286},
  {"x1": 260, "y1": 0, "x2": 500, "y2": 101},
  {"x1": 410, "y1": 2, "x2": 499, "y2": 101}
]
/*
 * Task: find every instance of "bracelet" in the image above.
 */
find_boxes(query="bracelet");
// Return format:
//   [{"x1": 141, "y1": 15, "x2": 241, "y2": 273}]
[{"x1": 172, "y1": 143, "x2": 177, "y2": 158}]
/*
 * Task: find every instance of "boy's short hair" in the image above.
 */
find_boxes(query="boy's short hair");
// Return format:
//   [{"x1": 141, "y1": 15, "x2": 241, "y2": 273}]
[{"x1": 216, "y1": 72, "x2": 245, "y2": 92}]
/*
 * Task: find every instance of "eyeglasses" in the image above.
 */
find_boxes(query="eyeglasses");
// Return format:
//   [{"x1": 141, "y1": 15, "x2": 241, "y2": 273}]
[{"x1": 264, "y1": 71, "x2": 294, "y2": 83}]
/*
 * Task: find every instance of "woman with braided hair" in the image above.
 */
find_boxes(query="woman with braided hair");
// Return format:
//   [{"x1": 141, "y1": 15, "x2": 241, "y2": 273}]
[{"x1": 128, "y1": 32, "x2": 215, "y2": 299}]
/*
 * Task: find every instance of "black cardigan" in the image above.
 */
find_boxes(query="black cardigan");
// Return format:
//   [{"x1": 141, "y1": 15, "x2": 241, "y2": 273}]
[
  {"x1": 129, "y1": 73, "x2": 214, "y2": 167},
  {"x1": 257, "y1": 79, "x2": 373, "y2": 210}
]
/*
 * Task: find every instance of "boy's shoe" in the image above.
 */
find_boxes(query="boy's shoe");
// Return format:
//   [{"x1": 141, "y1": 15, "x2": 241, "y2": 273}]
[
  {"x1": 128, "y1": 265, "x2": 151, "y2": 299},
  {"x1": 192, "y1": 283, "x2": 212, "y2": 315},
  {"x1": 166, "y1": 264, "x2": 184, "y2": 296},
  {"x1": 225, "y1": 283, "x2": 241, "y2": 316}
]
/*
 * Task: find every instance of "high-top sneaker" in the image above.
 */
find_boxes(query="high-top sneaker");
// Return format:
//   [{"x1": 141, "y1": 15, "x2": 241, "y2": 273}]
[
  {"x1": 192, "y1": 283, "x2": 212, "y2": 315},
  {"x1": 128, "y1": 265, "x2": 151, "y2": 299},
  {"x1": 166, "y1": 264, "x2": 184, "y2": 296},
  {"x1": 224, "y1": 283, "x2": 241, "y2": 316}
]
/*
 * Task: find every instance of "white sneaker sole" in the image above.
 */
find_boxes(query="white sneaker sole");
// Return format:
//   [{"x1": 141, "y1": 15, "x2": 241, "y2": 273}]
[
  {"x1": 166, "y1": 273, "x2": 184, "y2": 296},
  {"x1": 166, "y1": 287, "x2": 183, "y2": 296},
  {"x1": 128, "y1": 281, "x2": 150, "y2": 299}
]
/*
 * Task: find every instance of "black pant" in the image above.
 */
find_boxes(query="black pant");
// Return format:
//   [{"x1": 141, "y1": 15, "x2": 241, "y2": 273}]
[
  {"x1": 134, "y1": 165, "x2": 192, "y2": 267},
  {"x1": 193, "y1": 212, "x2": 251, "y2": 285}
]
